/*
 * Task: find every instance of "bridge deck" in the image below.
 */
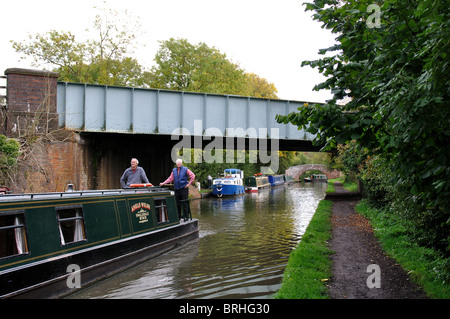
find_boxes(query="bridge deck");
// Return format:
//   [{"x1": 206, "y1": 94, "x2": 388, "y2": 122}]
[{"x1": 57, "y1": 82, "x2": 317, "y2": 141}]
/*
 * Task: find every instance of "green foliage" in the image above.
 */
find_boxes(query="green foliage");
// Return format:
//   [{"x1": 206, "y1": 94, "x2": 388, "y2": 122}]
[
  {"x1": 359, "y1": 155, "x2": 393, "y2": 208},
  {"x1": 327, "y1": 177, "x2": 358, "y2": 193},
  {"x1": 0, "y1": 135, "x2": 20, "y2": 185},
  {"x1": 149, "y1": 38, "x2": 279, "y2": 98},
  {"x1": 333, "y1": 141, "x2": 391, "y2": 207},
  {"x1": 148, "y1": 38, "x2": 248, "y2": 95},
  {"x1": 334, "y1": 141, "x2": 368, "y2": 182},
  {"x1": 243, "y1": 73, "x2": 279, "y2": 99},
  {"x1": 276, "y1": 0, "x2": 449, "y2": 254},
  {"x1": 335, "y1": 140, "x2": 449, "y2": 254}
]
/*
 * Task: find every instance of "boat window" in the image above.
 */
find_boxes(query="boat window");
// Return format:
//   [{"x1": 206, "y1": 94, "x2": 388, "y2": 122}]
[
  {"x1": 155, "y1": 199, "x2": 169, "y2": 223},
  {"x1": 0, "y1": 211, "x2": 28, "y2": 259},
  {"x1": 56, "y1": 206, "x2": 86, "y2": 245}
]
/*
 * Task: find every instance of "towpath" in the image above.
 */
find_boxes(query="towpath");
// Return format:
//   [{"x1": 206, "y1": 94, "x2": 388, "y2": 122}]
[{"x1": 326, "y1": 182, "x2": 427, "y2": 299}]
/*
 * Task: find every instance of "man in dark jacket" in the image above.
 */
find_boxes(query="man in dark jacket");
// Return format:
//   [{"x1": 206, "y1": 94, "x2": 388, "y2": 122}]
[
  {"x1": 160, "y1": 159, "x2": 195, "y2": 219},
  {"x1": 120, "y1": 158, "x2": 150, "y2": 188}
]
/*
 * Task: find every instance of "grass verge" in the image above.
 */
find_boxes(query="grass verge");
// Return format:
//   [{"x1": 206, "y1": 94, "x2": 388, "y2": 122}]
[
  {"x1": 274, "y1": 200, "x2": 333, "y2": 299},
  {"x1": 355, "y1": 199, "x2": 450, "y2": 299},
  {"x1": 326, "y1": 180, "x2": 336, "y2": 193},
  {"x1": 327, "y1": 177, "x2": 358, "y2": 193}
]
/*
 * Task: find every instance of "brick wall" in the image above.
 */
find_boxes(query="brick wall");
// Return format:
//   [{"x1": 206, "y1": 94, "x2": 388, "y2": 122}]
[
  {"x1": 4, "y1": 68, "x2": 59, "y2": 137},
  {"x1": 10, "y1": 133, "x2": 90, "y2": 193},
  {"x1": 2, "y1": 68, "x2": 86, "y2": 193}
]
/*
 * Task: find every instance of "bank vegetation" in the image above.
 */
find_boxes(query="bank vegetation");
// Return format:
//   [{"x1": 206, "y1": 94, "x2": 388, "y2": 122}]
[
  {"x1": 276, "y1": 144, "x2": 449, "y2": 299},
  {"x1": 275, "y1": 0, "x2": 449, "y2": 299}
]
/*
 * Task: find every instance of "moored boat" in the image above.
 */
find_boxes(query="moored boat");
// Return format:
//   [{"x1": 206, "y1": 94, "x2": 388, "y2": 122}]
[
  {"x1": 304, "y1": 174, "x2": 328, "y2": 182},
  {"x1": 212, "y1": 169, "x2": 245, "y2": 197},
  {"x1": 268, "y1": 175, "x2": 285, "y2": 187},
  {"x1": 283, "y1": 175, "x2": 295, "y2": 184},
  {"x1": 0, "y1": 186, "x2": 198, "y2": 298},
  {"x1": 244, "y1": 173, "x2": 271, "y2": 192}
]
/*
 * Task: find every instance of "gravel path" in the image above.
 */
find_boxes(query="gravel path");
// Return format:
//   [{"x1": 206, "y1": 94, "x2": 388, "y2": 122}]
[{"x1": 326, "y1": 183, "x2": 427, "y2": 299}]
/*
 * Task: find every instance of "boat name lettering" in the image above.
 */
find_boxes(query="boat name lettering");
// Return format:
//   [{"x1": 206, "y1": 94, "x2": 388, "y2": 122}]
[
  {"x1": 131, "y1": 202, "x2": 151, "y2": 213},
  {"x1": 131, "y1": 202, "x2": 151, "y2": 224}
]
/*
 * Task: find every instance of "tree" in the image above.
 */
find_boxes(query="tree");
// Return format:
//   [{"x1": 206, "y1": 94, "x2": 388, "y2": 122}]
[
  {"x1": 148, "y1": 38, "x2": 249, "y2": 95},
  {"x1": 276, "y1": 0, "x2": 449, "y2": 253},
  {"x1": 148, "y1": 38, "x2": 278, "y2": 98},
  {"x1": 11, "y1": 5, "x2": 147, "y2": 87},
  {"x1": 245, "y1": 73, "x2": 279, "y2": 99}
]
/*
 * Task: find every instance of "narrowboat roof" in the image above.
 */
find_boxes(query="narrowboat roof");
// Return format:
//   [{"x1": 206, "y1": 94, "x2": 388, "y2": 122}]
[{"x1": 0, "y1": 187, "x2": 172, "y2": 204}]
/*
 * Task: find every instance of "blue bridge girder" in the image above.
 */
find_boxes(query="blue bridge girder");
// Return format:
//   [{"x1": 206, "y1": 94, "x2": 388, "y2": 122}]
[{"x1": 57, "y1": 82, "x2": 320, "y2": 150}]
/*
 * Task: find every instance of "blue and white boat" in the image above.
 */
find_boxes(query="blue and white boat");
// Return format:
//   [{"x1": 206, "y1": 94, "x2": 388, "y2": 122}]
[
  {"x1": 212, "y1": 169, "x2": 245, "y2": 197},
  {"x1": 268, "y1": 175, "x2": 285, "y2": 187}
]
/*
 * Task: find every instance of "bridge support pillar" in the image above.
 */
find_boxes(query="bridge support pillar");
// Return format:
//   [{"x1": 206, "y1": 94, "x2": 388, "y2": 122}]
[{"x1": 3, "y1": 68, "x2": 59, "y2": 137}]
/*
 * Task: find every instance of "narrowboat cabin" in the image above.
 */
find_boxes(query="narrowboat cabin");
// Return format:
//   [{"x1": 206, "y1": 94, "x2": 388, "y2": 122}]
[
  {"x1": 268, "y1": 175, "x2": 285, "y2": 187},
  {"x1": 304, "y1": 174, "x2": 328, "y2": 182},
  {"x1": 212, "y1": 169, "x2": 245, "y2": 197},
  {"x1": 244, "y1": 174, "x2": 271, "y2": 192},
  {"x1": 0, "y1": 186, "x2": 198, "y2": 299}
]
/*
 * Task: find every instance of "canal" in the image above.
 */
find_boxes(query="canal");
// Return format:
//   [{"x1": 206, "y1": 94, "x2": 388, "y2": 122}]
[{"x1": 69, "y1": 182, "x2": 327, "y2": 299}]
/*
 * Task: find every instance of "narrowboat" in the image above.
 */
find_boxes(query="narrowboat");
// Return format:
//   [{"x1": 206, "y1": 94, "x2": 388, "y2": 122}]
[
  {"x1": 244, "y1": 174, "x2": 271, "y2": 192},
  {"x1": 304, "y1": 174, "x2": 328, "y2": 183},
  {"x1": 283, "y1": 175, "x2": 295, "y2": 184},
  {"x1": 268, "y1": 175, "x2": 285, "y2": 187},
  {"x1": 212, "y1": 169, "x2": 245, "y2": 197},
  {"x1": 0, "y1": 186, "x2": 198, "y2": 299}
]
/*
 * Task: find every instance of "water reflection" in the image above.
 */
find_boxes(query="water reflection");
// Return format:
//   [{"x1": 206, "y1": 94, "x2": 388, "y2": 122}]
[{"x1": 69, "y1": 183, "x2": 326, "y2": 299}]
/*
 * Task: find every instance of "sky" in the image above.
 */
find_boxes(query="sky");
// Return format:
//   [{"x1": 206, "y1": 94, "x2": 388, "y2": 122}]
[{"x1": 1, "y1": 0, "x2": 337, "y2": 103}]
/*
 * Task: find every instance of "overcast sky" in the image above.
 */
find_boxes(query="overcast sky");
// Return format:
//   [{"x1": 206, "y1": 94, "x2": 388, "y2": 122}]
[{"x1": 1, "y1": 0, "x2": 337, "y2": 103}]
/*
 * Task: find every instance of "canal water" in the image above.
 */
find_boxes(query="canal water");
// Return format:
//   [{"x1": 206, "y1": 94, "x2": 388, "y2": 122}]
[{"x1": 70, "y1": 182, "x2": 327, "y2": 299}]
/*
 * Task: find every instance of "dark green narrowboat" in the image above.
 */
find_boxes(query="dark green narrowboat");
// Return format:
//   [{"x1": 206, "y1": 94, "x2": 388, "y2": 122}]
[
  {"x1": 0, "y1": 186, "x2": 198, "y2": 298},
  {"x1": 244, "y1": 174, "x2": 271, "y2": 193}
]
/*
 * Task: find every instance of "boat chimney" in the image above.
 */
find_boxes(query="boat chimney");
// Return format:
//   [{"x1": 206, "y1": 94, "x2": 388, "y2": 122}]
[{"x1": 66, "y1": 184, "x2": 74, "y2": 192}]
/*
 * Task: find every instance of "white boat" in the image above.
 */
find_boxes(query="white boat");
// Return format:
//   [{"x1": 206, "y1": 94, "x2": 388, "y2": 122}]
[{"x1": 212, "y1": 169, "x2": 245, "y2": 197}]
